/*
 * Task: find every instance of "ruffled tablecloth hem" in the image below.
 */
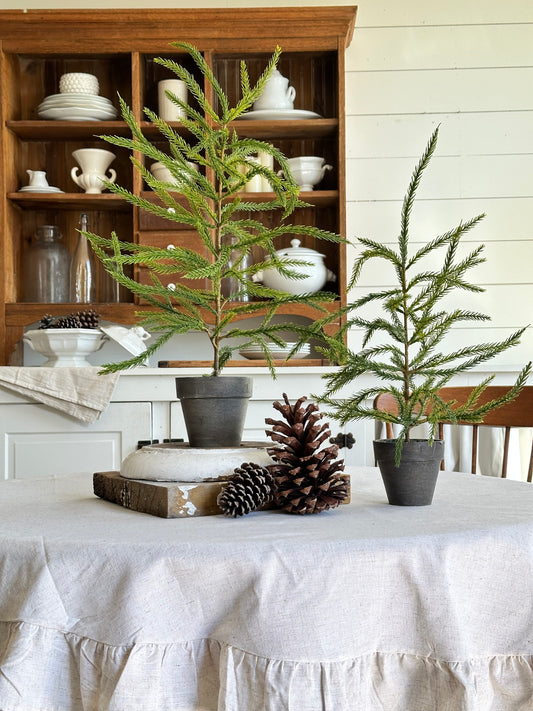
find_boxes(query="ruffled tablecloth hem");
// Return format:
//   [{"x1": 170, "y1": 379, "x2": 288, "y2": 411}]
[{"x1": 1, "y1": 620, "x2": 532, "y2": 711}]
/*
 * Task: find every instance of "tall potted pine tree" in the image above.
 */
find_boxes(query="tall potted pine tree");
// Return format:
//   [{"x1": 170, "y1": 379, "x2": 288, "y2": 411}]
[
  {"x1": 85, "y1": 43, "x2": 343, "y2": 447},
  {"x1": 310, "y1": 127, "x2": 531, "y2": 504}
]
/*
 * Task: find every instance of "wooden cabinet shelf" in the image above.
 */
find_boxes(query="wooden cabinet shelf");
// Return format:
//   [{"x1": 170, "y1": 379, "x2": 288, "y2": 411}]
[
  {"x1": 0, "y1": 7, "x2": 356, "y2": 365},
  {"x1": 8, "y1": 192, "x2": 130, "y2": 211},
  {"x1": 158, "y1": 359, "x2": 330, "y2": 368},
  {"x1": 6, "y1": 121, "x2": 130, "y2": 140},
  {"x1": 228, "y1": 118, "x2": 338, "y2": 139}
]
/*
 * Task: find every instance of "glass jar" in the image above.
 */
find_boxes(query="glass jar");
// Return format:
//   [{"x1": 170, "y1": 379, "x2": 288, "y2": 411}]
[{"x1": 23, "y1": 225, "x2": 70, "y2": 302}]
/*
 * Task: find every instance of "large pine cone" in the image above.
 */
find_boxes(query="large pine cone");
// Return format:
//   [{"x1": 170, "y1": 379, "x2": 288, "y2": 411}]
[
  {"x1": 266, "y1": 393, "x2": 348, "y2": 515},
  {"x1": 217, "y1": 462, "x2": 276, "y2": 518}
]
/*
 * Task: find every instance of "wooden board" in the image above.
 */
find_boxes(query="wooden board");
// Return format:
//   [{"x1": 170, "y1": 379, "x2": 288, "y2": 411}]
[
  {"x1": 93, "y1": 471, "x2": 228, "y2": 518},
  {"x1": 158, "y1": 359, "x2": 329, "y2": 368},
  {"x1": 94, "y1": 471, "x2": 350, "y2": 518}
]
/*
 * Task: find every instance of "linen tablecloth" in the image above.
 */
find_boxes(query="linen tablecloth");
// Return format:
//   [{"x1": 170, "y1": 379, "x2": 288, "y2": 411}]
[{"x1": 0, "y1": 468, "x2": 532, "y2": 710}]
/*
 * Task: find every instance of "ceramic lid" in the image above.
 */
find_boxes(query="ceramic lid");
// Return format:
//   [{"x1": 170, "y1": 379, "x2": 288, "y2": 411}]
[{"x1": 275, "y1": 238, "x2": 325, "y2": 259}]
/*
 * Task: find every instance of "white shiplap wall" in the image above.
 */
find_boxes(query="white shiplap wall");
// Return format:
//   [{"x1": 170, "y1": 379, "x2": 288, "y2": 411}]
[
  {"x1": 346, "y1": 0, "x2": 533, "y2": 370},
  {"x1": 6, "y1": 0, "x2": 532, "y2": 371}
]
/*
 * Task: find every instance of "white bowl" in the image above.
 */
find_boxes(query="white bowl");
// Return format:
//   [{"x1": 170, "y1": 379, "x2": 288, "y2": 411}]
[
  {"x1": 23, "y1": 329, "x2": 107, "y2": 367},
  {"x1": 150, "y1": 161, "x2": 199, "y2": 187},
  {"x1": 285, "y1": 156, "x2": 333, "y2": 191},
  {"x1": 59, "y1": 72, "x2": 99, "y2": 95}
]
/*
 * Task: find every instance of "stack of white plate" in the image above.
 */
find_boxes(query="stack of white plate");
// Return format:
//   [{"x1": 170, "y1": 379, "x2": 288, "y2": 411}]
[
  {"x1": 37, "y1": 93, "x2": 118, "y2": 121},
  {"x1": 239, "y1": 342, "x2": 311, "y2": 360}
]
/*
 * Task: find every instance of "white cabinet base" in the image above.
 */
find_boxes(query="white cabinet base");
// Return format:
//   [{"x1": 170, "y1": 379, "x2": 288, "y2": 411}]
[{"x1": 2, "y1": 402, "x2": 151, "y2": 479}]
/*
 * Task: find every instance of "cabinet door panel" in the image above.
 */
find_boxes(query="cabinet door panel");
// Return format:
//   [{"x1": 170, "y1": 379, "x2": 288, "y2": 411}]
[{"x1": 1, "y1": 402, "x2": 151, "y2": 478}]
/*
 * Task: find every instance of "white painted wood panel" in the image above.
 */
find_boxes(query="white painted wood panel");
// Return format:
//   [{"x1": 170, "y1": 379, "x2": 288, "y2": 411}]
[
  {"x1": 347, "y1": 327, "x2": 533, "y2": 373},
  {"x1": 346, "y1": 113, "x2": 533, "y2": 158},
  {"x1": 346, "y1": 198, "x2": 533, "y2": 243},
  {"x1": 350, "y1": 241, "x2": 533, "y2": 287},
  {"x1": 1, "y1": 402, "x2": 152, "y2": 478},
  {"x1": 347, "y1": 24, "x2": 533, "y2": 72},
  {"x1": 348, "y1": 283, "x2": 531, "y2": 328},
  {"x1": 353, "y1": 0, "x2": 533, "y2": 27},
  {"x1": 347, "y1": 67, "x2": 533, "y2": 115},
  {"x1": 346, "y1": 155, "x2": 533, "y2": 201}
]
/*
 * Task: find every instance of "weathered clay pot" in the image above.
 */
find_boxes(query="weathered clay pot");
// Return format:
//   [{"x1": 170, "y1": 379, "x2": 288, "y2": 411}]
[
  {"x1": 373, "y1": 438, "x2": 444, "y2": 506},
  {"x1": 175, "y1": 375, "x2": 253, "y2": 448}
]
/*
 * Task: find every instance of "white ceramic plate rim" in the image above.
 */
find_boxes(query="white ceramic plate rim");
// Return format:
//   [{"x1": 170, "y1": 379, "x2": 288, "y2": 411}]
[
  {"x1": 38, "y1": 107, "x2": 117, "y2": 120},
  {"x1": 18, "y1": 186, "x2": 64, "y2": 193},
  {"x1": 40, "y1": 97, "x2": 114, "y2": 108},
  {"x1": 239, "y1": 348, "x2": 310, "y2": 360},
  {"x1": 237, "y1": 109, "x2": 322, "y2": 121}
]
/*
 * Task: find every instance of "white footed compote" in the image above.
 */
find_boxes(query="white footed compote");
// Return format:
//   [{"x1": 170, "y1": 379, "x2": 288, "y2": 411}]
[
  {"x1": 71, "y1": 148, "x2": 116, "y2": 194},
  {"x1": 280, "y1": 156, "x2": 333, "y2": 191}
]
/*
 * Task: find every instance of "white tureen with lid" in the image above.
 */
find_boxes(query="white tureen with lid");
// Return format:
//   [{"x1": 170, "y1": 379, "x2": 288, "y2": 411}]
[{"x1": 252, "y1": 238, "x2": 335, "y2": 295}]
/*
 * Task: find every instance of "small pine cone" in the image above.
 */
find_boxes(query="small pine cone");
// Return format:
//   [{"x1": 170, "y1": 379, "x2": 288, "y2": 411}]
[
  {"x1": 76, "y1": 309, "x2": 99, "y2": 329},
  {"x1": 38, "y1": 314, "x2": 55, "y2": 329},
  {"x1": 217, "y1": 462, "x2": 276, "y2": 518},
  {"x1": 53, "y1": 315, "x2": 82, "y2": 329}
]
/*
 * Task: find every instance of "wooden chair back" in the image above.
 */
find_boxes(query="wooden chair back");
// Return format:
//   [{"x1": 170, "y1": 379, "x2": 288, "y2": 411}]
[{"x1": 373, "y1": 386, "x2": 533, "y2": 480}]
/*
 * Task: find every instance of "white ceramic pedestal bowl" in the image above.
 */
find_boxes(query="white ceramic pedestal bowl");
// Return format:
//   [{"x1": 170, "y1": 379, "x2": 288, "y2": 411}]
[
  {"x1": 23, "y1": 328, "x2": 107, "y2": 367},
  {"x1": 283, "y1": 156, "x2": 333, "y2": 191},
  {"x1": 150, "y1": 160, "x2": 199, "y2": 187}
]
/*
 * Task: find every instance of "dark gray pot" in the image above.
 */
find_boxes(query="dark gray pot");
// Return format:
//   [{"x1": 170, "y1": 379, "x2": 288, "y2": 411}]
[
  {"x1": 175, "y1": 376, "x2": 253, "y2": 448},
  {"x1": 373, "y1": 438, "x2": 444, "y2": 506}
]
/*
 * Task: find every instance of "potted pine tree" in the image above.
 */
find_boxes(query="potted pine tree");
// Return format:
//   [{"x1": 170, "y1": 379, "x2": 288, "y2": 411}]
[
  {"x1": 85, "y1": 43, "x2": 342, "y2": 447},
  {"x1": 312, "y1": 127, "x2": 531, "y2": 504}
]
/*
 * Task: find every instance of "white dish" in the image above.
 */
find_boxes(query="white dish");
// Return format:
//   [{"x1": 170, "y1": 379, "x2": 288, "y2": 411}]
[
  {"x1": 237, "y1": 109, "x2": 322, "y2": 121},
  {"x1": 43, "y1": 92, "x2": 110, "y2": 102},
  {"x1": 239, "y1": 343, "x2": 310, "y2": 360},
  {"x1": 239, "y1": 347, "x2": 310, "y2": 360},
  {"x1": 100, "y1": 324, "x2": 151, "y2": 359},
  {"x1": 39, "y1": 97, "x2": 115, "y2": 110},
  {"x1": 38, "y1": 106, "x2": 117, "y2": 121},
  {"x1": 23, "y1": 328, "x2": 106, "y2": 367},
  {"x1": 18, "y1": 185, "x2": 63, "y2": 193}
]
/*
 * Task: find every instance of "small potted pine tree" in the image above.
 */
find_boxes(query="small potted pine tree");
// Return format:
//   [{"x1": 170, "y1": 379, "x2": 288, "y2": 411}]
[
  {"x1": 311, "y1": 127, "x2": 531, "y2": 504},
  {"x1": 85, "y1": 43, "x2": 343, "y2": 447}
]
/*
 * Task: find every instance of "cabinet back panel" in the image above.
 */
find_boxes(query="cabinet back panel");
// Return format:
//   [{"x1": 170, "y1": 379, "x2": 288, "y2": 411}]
[
  {"x1": 12, "y1": 55, "x2": 131, "y2": 121},
  {"x1": 15, "y1": 210, "x2": 134, "y2": 304},
  {"x1": 16, "y1": 140, "x2": 133, "y2": 195},
  {"x1": 141, "y1": 52, "x2": 204, "y2": 121},
  {"x1": 214, "y1": 52, "x2": 338, "y2": 118}
]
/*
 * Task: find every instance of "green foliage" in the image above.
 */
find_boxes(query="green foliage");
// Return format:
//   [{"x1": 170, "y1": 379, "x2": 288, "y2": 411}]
[
  {"x1": 86, "y1": 42, "x2": 343, "y2": 375},
  {"x1": 314, "y1": 127, "x2": 531, "y2": 462}
]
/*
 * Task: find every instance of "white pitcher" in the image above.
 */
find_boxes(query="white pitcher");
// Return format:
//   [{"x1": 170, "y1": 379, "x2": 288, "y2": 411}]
[
  {"x1": 253, "y1": 69, "x2": 296, "y2": 111},
  {"x1": 26, "y1": 170, "x2": 50, "y2": 189},
  {"x1": 71, "y1": 148, "x2": 117, "y2": 194}
]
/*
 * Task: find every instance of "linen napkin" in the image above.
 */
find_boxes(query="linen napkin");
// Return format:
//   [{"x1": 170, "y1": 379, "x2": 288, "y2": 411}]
[{"x1": 0, "y1": 367, "x2": 119, "y2": 423}]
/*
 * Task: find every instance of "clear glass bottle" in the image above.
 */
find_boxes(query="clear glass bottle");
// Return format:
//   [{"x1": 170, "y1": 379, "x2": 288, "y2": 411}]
[
  {"x1": 23, "y1": 225, "x2": 70, "y2": 302},
  {"x1": 70, "y1": 213, "x2": 96, "y2": 303},
  {"x1": 221, "y1": 235, "x2": 253, "y2": 302}
]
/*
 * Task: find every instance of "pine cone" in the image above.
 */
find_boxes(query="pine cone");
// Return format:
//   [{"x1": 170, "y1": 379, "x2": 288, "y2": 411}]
[
  {"x1": 38, "y1": 314, "x2": 55, "y2": 329},
  {"x1": 266, "y1": 393, "x2": 348, "y2": 515},
  {"x1": 53, "y1": 315, "x2": 82, "y2": 329},
  {"x1": 76, "y1": 309, "x2": 99, "y2": 328},
  {"x1": 217, "y1": 462, "x2": 276, "y2": 517}
]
